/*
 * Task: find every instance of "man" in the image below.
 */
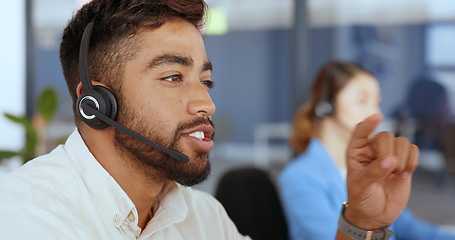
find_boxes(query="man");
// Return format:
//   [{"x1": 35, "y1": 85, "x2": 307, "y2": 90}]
[{"x1": 0, "y1": 0, "x2": 418, "y2": 239}]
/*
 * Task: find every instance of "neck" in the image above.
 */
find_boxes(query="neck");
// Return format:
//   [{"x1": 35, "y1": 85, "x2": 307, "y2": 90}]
[
  {"x1": 79, "y1": 126, "x2": 164, "y2": 230},
  {"x1": 317, "y1": 117, "x2": 351, "y2": 170}
]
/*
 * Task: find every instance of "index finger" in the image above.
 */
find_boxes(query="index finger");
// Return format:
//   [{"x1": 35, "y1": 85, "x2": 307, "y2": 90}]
[{"x1": 349, "y1": 113, "x2": 383, "y2": 149}]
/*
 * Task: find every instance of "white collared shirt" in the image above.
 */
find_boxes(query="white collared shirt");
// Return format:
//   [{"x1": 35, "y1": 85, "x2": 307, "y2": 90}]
[{"x1": 0, "y1": 129, "x2": 250, "y2": 240}]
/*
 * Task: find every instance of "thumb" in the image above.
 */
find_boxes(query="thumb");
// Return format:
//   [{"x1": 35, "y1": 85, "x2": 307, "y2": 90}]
[{"x1": 350, "y1": 155, "x2": 398, "y2": 189}]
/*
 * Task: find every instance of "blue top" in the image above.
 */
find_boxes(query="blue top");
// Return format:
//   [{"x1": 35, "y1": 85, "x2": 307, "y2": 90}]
[{"x1": 278, "y1": 138, "x2": 455, "y2": 240}]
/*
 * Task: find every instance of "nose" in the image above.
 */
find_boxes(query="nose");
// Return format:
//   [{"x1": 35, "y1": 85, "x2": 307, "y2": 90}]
[{"x1": 187, "y1": 82, "x2": 216, "y2": 117}]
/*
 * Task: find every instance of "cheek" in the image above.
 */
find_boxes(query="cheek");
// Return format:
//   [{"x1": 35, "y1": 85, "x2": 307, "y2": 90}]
[{"x1": 336, "y1": 102, "x2": 373, "y2": 132}]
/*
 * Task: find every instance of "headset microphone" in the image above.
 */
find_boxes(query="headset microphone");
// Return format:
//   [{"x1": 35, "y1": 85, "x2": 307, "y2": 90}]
[
  {"x1": 82, "y1": 102, "x2": 189, "y2": 163},
  {"x1": 76, "y1": 20, "x2": 189, "y2": 163}
]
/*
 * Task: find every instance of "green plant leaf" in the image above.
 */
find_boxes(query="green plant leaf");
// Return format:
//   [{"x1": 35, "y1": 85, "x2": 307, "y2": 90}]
[
  {"x1": 0, "y1": 151, "x2": 18, "y2": 160},
  {"x1": 4, "y1": 113, "x2": 28, "y2": 126},
  {"x1": 38, "y1": 87, "x2": 58, "y2": 124},
  {"x1": 22, "y1": 118, "x2": 38, "y2": 164},
  {"x1": 2, "y1": 112, "x2": 38, "y2": 164}
]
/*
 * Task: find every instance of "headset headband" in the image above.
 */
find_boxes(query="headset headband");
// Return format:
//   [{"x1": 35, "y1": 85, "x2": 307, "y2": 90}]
[{"x1": 79, "y1": 20, "x2": 95, "y2": 92}]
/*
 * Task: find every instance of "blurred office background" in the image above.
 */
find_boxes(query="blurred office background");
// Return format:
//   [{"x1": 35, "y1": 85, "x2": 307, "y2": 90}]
[{"x1": 2, "y1": 0, "x2": 455, "y2": 228}]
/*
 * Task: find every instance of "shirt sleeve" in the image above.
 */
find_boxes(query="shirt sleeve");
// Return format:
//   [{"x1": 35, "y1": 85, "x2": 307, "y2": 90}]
[
  {"x1": 393, "y1": 208, "x2": 455, "y2": 240},
  {"x1": 279, "y1": 167, "x2": 339, "y2": 240}
]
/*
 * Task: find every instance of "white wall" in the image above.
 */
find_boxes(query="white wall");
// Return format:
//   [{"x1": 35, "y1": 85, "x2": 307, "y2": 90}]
[
  {"x1": 0, "y1": 0, "x2": 26, "y2": 151},
  {"x1": 308, "y1": 0, "x2": 455, "y2": 27}
]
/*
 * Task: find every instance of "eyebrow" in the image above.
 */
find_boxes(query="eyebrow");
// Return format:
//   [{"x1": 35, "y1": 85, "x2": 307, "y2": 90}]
[
  {"x1": 147, "y1": 54, "x2": 212, "y2": 72},
  {"x1": 202, "y1": 61, "x2": 212, "y2": 72},
  {"x1": 147, "y1": 54, "x2": 192, "y2": 69}
]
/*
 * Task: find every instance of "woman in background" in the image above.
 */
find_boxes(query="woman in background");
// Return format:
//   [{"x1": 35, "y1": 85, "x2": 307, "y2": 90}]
[{"x1": 278, "y1": 61, "x2": 455, "y2": 240}]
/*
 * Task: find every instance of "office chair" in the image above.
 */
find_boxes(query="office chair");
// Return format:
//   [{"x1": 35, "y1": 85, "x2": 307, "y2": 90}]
[{"x1": 215, "y1": 167, "x2": 289, "y2": 240}]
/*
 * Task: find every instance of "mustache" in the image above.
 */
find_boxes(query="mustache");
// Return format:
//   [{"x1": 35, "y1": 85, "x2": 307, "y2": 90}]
[{"x1": 174, "y1": 117, "x2": 215, "y2": 140}]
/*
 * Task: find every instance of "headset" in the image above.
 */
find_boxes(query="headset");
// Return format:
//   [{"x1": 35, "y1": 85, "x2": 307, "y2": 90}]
[
  {"x1": 314, "y1": 72, "x2": 334, "y2": 118},
  {"x1": 76, "y1": 20, "x2": 189, "y2": 163}
]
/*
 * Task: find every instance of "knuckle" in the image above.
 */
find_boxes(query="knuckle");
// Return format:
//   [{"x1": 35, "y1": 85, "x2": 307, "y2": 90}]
[
  {"x1": 396, "y1": 136, "x2": 410, "y2": 146},
  {"x1": 371, "y1": 131, "x2": 395, "y2": 152},
  {"x1": 407, "y1": 144, "x2": 420, "y2": 170},
  {"x1": 375, "y1": 131, "x2": 394, "y2": 141}
]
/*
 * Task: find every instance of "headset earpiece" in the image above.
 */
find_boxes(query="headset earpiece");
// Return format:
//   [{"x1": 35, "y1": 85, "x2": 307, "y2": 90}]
[
  {"x1": 314, "y1": 65, "x2": 335, "y2": 118},
  {"x1": 93, "y1": 85, "x2": 118, "y2": 120},
  {"x1": 77, "y1": 85, "x2": 118, "y2": 130},
  {"x1": 314, "y1": 69, "x2": 335, "y2": 118},
  {"x1": 314, "y1": 100, "x2": 333, "y2": 118}
]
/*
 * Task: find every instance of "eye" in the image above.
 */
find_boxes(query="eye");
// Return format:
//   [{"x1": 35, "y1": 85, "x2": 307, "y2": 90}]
[
  {"x1": 201, "y1": 80, "x2": 214, "y2": 89},
  {"x1": 162, "y1": 74, "x2": 182, "y2": 82}
]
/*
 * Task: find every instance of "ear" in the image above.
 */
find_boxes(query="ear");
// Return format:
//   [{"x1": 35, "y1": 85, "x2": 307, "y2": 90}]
[
  {"x1": 76, "y1": 81, "x2": 110, "y2": 97},
  {"x1": 76, "y1": 82, "x2": 84, "y2": 97}
]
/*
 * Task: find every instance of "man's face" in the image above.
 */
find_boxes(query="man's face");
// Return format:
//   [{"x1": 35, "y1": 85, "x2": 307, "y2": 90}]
[{"x1": 113, "y1": 19, "x2": 216, "y2": 186}]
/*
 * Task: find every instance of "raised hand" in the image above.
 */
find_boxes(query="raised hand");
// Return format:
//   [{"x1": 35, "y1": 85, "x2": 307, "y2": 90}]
[{"x1": 343, "y1": 113, "x2": 419, "y2": 230}]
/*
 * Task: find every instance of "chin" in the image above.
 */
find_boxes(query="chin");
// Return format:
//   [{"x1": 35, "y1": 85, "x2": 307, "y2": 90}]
[{"x1": 174, "y1": 155, "x2": 211, "y2": 186}]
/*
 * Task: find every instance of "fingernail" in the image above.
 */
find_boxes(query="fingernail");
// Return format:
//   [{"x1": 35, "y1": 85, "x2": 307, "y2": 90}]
[{"x1": 380, "y1": 157, "x2": 394, "y2": 169}]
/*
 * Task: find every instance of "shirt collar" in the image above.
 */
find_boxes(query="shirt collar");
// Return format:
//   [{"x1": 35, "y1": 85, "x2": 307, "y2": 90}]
[
  {"x1": 309, "y1": 138, "x2": 347, "y2": 195},
  {"x1": 63, "y1": 129, "x2": 135, "y2": 228},
  {"x1": 310, "y1": 138, "x2": 347, "y2": 173},
  {"x1": 141, "y1": 181, "x2": 188, "y2": 237},
  {"x1": 63, "y1": 129, "x2": 189, "y2": 236}
]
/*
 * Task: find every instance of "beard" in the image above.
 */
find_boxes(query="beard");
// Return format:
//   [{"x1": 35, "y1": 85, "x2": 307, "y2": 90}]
[{"x1": 112, "y1": 100, "x2": 214, "y2": 187}]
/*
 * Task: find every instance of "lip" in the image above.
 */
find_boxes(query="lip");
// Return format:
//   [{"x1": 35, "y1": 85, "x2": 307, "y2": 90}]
[{"x1": 182, "y1": 124, "x2": 214, "y2": 152}]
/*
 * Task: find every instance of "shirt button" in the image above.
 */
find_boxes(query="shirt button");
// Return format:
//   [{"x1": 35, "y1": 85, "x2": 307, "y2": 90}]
[{"x1": 113, "y1": 216, "x2": 121, "y2": 225}]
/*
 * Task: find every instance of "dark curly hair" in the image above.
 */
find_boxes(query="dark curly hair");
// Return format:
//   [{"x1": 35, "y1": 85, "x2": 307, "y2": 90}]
[{"x1": 59, "y1": 0, "x2": 208, "y2": 124}]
